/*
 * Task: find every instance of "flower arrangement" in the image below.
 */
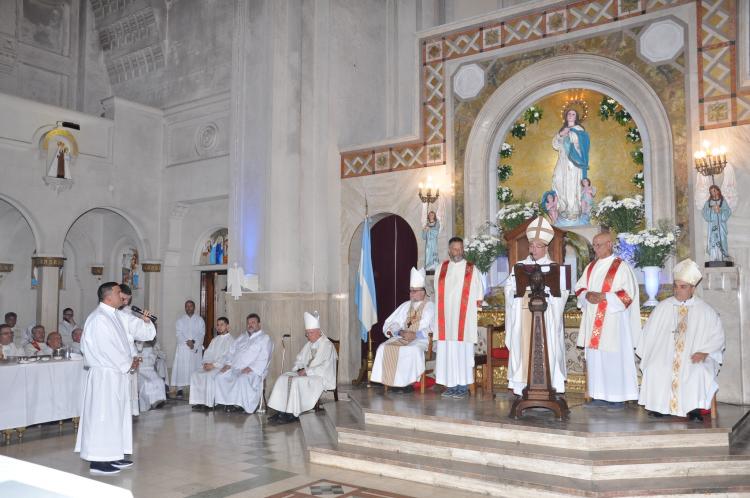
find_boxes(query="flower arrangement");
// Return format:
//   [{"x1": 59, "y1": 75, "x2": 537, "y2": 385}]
[
  {"x1": 632, "y1": 171, "x2": 644, "y2": 189},
  {"x1": 614, "y1": 109, "x2": 632, "y2": 126},
  {"x1": 464, "y1": 232, "x2": 506, "y2": 274},
  {"x1": 599, "y1": 96, "x2": 618, "y2": 120},
  {"x1": 626, "y1": 127, "x2": 641, "y2": 143},
  {"x1": 499, "y1": 142, "x2": 514, "y2": 158},
  {"x1": 523, "y1": 105, "x2": 543, "y2": 124},
  {"x1": 497, "y1": 164, "x2": 512, "y2": 182},
  {"x1": 510, "y1": 122, "x2": 527, "y2": 139},
  {"x1": 496, "y1": 202, "x2": 540, "y2": 232},
  {"x1": 622, "y1": 222, "x2": 679, "y2": 268},
  {"x1": 592, "y1": 194, "x2": 645, "y2": 234},
  {"x1": 496, "y1": 185, "x2": 513, "y2": 203},
  {"x1": 631, "y1": 147, "x2": 644, "y2": 165}
]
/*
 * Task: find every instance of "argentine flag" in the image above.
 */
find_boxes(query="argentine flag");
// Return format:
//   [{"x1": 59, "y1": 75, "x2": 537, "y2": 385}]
[{"x1": 354, "y1": 216, "x2": 378, "y2": 342}]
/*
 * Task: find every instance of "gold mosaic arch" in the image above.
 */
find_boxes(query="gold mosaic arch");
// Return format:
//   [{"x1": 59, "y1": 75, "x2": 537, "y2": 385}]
[
  {"x1": 340, "y1": 0, "x2": 742, "y2": 179},
  {"x1": 41, "y1": 127, "x2": 79, "y2": 157}
]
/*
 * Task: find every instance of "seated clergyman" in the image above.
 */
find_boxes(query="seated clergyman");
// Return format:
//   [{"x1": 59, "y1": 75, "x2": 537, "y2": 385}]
[
  {"x1": 137, "y1": 334, "x2": 169, "y2": 411},
  {"x1": 0, "y1": 324, "x2": 22, "y2": 358},
  {"x1": 636, "y1": 259, "x2": 726, "y2": 421},
  {"x1": 214, "y1": 314, "x2": 273, "y2": 413},
  {"x1": 24, "y1": 325, "x2": 53, "y2": 355},
  {"x1": 69, "y1": 327, "x2": 83, "y2": 355},
  {"x1": 370, "y1": 267, "x2": 433, "y2": 391},
  {"x1": 47, "y1": 331, "x2": 63, "y2": 352},
  {"x1": 268, "y1": 311, "x2": 337, "y2": 424},
  {"x1": 189, "y1": 317, "x2": 235, "y2": 410}
]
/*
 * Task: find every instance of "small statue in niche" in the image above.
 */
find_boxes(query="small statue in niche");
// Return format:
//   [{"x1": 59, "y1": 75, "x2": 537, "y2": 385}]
[
  {"x1": 541, "y1": 190, "x2": 559, "y2": 225},
  {"x1": 200, "y1": 239, "x2": 212, "y2": 266},
  {"x1": 702, "y1": 184, "x2": 732, "y2": 263},
  {"x1": 579, "y1": 178, "x2": 596, "y2": 224},
  {"x1": 46, "y1": 141, "x2": 72, "y2": 179},
  {"x1": 422, "y1": 210, "x2": 440, "y2": 271}
]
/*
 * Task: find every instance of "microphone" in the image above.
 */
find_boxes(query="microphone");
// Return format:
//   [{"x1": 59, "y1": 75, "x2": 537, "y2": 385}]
[{"x1": 131, "y1": 306, "x2": 157, "y2": 322}]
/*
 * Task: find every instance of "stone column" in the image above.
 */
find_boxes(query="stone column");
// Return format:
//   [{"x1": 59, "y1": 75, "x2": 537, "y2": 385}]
[
  {"x1": 33, "y1": 256, "x2": 64, "y2": 332},
  {"x1": 141, "y1": 261, "x2": 162, "y2": 314},
  {"x1": 702, "y1": 266, "x2": 746, "y2": 404}
]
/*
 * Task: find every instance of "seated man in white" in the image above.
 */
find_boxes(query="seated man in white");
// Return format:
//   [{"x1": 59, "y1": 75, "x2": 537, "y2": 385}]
[
  {"x1": 268, "y1": 311, "x2": 337, "y2": 424},
  {"x1": 190, "y1": 316, "x2": 235, "y2": 409},
  {"x1": 370, "y1": 267, "x2": 434, "y2": 392},
  {"x1": 137, "y1": 334, "x2": 169, "y2": 411},
  {"x1": 0, "y1": 324, "x2": 22, "y2": 358},
  {"x1": 46, "y1": 331, "x2": 63, "y2": 353},
  {"x1": 24, "y1": 325, "x2": 52, "y2": 355},
  {"x1": 504, "y1": 216, "x2": 569, "y2": 396},
  {"x1": 637, "y1": 259, "x2": 725, "y2": 421},
  {"x1": 214, "y1": 313, "x2": 273, "y2": 413},
  {"x1": 69, "y1": 327, "x2": 83, "y2": 355}
]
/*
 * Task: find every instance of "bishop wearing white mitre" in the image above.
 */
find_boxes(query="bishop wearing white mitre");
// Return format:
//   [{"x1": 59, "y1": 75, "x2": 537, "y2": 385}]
[
  {"x1": 637, "y1": 259, "x2": 725, "y2": 420},
  {"x1": 268, "y1": 311, "x2": 337, "y2": 423},
  {"x1": 504, "y1": 216, "x2": 569, "y2": 396},
  {"x1": 370, "y1": 267, "x2": 434, "y2": 390},
  {"x1": 214, "y1": 314, "x2": 272, "y2": 413},
  {"x1": 189, "y1": 316, "x2": 235, "y2": 409}
]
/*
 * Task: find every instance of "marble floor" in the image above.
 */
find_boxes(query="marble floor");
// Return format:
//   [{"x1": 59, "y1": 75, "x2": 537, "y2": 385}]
[{"x1": 0, "y1": 397, "x2": 487, "y2": 498}]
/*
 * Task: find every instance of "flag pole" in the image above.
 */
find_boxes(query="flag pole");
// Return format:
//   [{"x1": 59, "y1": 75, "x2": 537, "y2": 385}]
[{"x1": 364, "y1": 195, "x2": 374, "y2": 387}]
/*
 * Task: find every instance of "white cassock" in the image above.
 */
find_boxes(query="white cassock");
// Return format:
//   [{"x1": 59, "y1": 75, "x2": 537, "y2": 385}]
[
  {"x1": 23, "y1": 341, "x2": 52, "y2": 356},
  {"x1": 370, "y1": 300, "x2": 434, "y2": 387},
  {"x1": 189, "y1": 333, "x2": 235, "y2": 407},
  {"x1": 138, "y1": 344, "x2": 168, "y2": 411},
  {"x1": 268, "y1": 335, "x2": 337, "y2": 417},
  {"x1": 118, "y1": 307, "x2": 157, "y2": 416},
  {"x1": 214, "y1": 331, "x2": 273, "y2": 413},
  {"x1": 575, "y1": 255, "x2": 641, "y2": 402},
  {"x1": 637, "y1": 297, "x2": 725, "y2": 416},
  {"x1": 69, "y1": 342, "x2": 82, "y2": 355},
  {"x1": 433, "y1": 259, "x2": 484, "y2": 387},
  {"x1": 75, "y1": 302, "x2": 153, "y2": 462},
  {"x1": 170, "y1": 313, "x2": 206, "y2": 387},
  {"x1": 504, "y1": 255, "x2": 569, "y2": 395},
  {"x1": 1, "y1": 343, "x2": 22, "y2": 358},
  {"x1": 58, "y1": 320, "x2": 76, "y2": 346}
]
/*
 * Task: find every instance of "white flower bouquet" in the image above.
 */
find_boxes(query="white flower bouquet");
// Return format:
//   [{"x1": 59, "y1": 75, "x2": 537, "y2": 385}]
[
  {"x1": 465, "y1": 232, "x2": 506, "y2": 274},
  {"x1": 496, "y1": 202, "x2": 540, "y2": 232},
  {"x1": 622, "y1": 222, "x2": 679, "y2": 268},
  {"x1": 592, "y1": 194, "x2": 644, "y2": 234}
]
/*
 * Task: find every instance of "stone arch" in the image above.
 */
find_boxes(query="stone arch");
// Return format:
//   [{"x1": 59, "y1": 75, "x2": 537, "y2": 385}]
[
  {"x1": 0, "y1": 193, "x2": 40, "y2": 253},
  {"x1": 463, "y1": 54, "x2": 674, "y2": 238},
  {"x1": 63, "y1": 206, "x2": 152, "y2": 261},
  {"x1": 192, "y1": 225, "x2": 229, "y2": 266}
]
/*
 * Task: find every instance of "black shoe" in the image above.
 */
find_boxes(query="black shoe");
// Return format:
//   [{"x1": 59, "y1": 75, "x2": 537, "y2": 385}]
[
  {"x1": 402, "y1": 385, "x2": 414, "y2": 393},
  {"x1": 688, "y1": 409, "x2": 704, "y2": 422},
  {"x1": 268, "y1": 412, "x2": 281, "y2": 422},
  {"x1": 110, "y1": 459, "x2": 133, "y2": 469},
  {"x1": 176, "y1": 390, "x2": 184, "y2": 398},
  {"x1": 89, "y1": 461, "x2": 121, "y2": 475},
  {"x1": 647, "y1": 410, "x2": 665, "y2": 418}
]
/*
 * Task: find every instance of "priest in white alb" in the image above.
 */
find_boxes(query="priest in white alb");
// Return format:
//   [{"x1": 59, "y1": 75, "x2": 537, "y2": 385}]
[
  {"x1": 637, "y1": 259, "x2": 725, "y2": 420},
  {"x1": 575, "y1": 232, "x2": 641, "y2": 408},
  {"x1": 214, "y1": 313, "x2": 273, "y2": 413},
  {"x1": 75, "y1": 282, "x2": 155, "y2": 476},
  {"x1": 370, "y1": 267, "x2": 434, "y2": 391},
  {"x1": 268, "y1": 311, "x2": 337, "y2": 423},
  {"x1": 137, "y1": 335, "x2": 168, "y2": 411},
  {"x1": 505, "y1": 217, "x2": 569, "y2": 396},
  {"x1": 170, "y1": 299, "x2": 205, "y2": 397},
  {"x1": 433, "y1": 237, "x2": 484, "y2": 399},
  {"x1": 189, "y1": 316, "x2": 235, "y2": 409}
]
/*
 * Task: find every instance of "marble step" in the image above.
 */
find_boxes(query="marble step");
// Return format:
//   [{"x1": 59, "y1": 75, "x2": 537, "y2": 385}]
[
  {"x1": 335, "y1": 423, "x2": 750, "y2": 480},
  {"x1": 308, "y1": 442, "x2": 750, "y2": 498},
  {"x1": 358, "y1": 405, "x2": 731, "y2": 451}
]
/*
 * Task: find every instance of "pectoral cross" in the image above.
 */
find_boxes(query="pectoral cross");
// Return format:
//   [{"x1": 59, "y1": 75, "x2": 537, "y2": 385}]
[{"x1": 509, "y1": 263, "x2": 570, "y2": 420}]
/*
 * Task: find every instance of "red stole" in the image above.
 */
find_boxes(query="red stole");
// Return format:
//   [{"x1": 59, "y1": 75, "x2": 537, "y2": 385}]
[
  {"x1": 31, "y1": 340, "x2": 41, "y2": 351},
  {"x1": 586, "y1": 258, "x2": 623, "y2": 350},
  {"x1": 437, "y1": 260, "x2": 475, "y2": 341}
]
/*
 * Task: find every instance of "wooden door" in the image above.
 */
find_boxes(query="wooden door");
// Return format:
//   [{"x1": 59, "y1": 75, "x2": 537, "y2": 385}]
[{"x1": 200, "y1": 270, "x2": 226, "y2": 349}]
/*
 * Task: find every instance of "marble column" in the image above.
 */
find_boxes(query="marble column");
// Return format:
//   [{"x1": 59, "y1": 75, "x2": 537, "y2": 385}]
[
  {"x1": 33, "y1": 256, "x2": 64, "y2": 333},
  {"x1": 701, "y1": 266, "x2": 746, "y2": 404}
]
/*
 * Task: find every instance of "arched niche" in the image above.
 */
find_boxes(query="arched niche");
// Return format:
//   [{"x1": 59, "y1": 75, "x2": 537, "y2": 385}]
[
  {"x1": 193, "y1": 226, "x2": 229, "y2": 267},
  {"x1": 0, "y1": 197, "x2": 38, "y2": 337},
  {"x1": 62, "y1": 208, "x2": 147, "y2": 318},
  {"x1": 463, "y1": 54, "x2": 675, "y2": 241}
]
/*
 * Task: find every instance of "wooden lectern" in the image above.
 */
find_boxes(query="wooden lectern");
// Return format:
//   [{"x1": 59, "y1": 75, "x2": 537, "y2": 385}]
[{"x1": 508, "y1": 263, "x2": 570, "y2": 420}]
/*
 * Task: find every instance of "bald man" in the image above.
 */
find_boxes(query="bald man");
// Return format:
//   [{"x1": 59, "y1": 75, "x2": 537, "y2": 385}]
[{"x1": 575, "y1": 232, "x2": 641, "y2": 409}]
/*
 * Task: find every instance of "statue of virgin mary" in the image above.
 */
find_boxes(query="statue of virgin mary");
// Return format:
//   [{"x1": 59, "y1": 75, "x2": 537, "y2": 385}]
[{"x1": 551, "y1": 108, "x2": 590, "y2": 224}]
